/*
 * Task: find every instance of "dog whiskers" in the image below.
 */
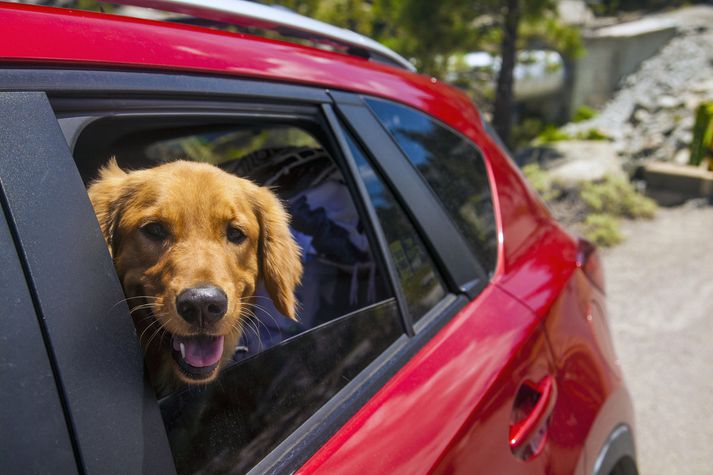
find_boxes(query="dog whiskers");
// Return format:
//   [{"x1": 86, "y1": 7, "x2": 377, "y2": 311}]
[{"x1": 110, "y1": 295, "x2": 160, "y2": 311}]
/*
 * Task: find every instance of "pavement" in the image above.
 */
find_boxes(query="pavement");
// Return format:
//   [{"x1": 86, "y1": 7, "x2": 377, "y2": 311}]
[{"x1": 602, "y1": 201, "x2": 713, "y2": 475}]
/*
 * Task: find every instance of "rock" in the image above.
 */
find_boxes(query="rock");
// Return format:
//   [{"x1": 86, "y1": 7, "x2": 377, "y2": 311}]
[
  {"x1": 631, "y1": 107, "x2": 651, "y2": 125},
  {"x1": 674, "y1": 148, "x2": 691, "y2": 165},
  {"x1": 657, "y1": 95, "x2": 681, "y2": 109}
]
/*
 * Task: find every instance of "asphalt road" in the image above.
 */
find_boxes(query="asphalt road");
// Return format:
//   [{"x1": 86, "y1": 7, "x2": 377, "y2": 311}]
[{"x1": 602, "y1": 201, "x2": 713, "y2": 475}]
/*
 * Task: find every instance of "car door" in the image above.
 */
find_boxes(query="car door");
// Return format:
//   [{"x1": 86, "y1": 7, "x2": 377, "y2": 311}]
[
  {"x1": 0, "y1": 90, "x2": 175, "y2": 474},
  {"x1": 295, "y1": 95, "x2": 564, "y2": 473},
  {"x1": 4, "y1": 68, "x2": 473, "y2": 473}
]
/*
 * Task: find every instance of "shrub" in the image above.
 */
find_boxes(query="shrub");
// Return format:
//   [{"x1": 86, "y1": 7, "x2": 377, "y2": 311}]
[
  {"x1": 534, "y1": 125, "x2": 572, "y2": 144},
  {"x1": 522, "y1": 163, "x2": 561, "y2": 202},
  {"x1": 573, "y1": 105, "x2": 598, "y2": 123},
  {"x1": 577, "y1": 128, "x2": 610, "y2": 141},
  {"x1": 580, "y1": 176, "x2": 657, "y2": 219},
  {"x1": 582, "y1": 213, "x2": 624, "y2": 247}
]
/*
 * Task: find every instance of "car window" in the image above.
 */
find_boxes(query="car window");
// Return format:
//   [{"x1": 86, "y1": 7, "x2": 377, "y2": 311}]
[
  {"x1": 341, "y1": 127, "x2": 447, "y2": 322},
  {"x1": 69, "y1": 114, "x2": 403, "y2": 473},
  {"x1": 365, "y1": 98, "x2": 498, "y2": 274}
]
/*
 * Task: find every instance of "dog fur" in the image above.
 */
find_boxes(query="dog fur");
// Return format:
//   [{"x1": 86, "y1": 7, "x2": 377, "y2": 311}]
[{"x1": 88, "y1": 159, "x2": 302, "y2": 395}]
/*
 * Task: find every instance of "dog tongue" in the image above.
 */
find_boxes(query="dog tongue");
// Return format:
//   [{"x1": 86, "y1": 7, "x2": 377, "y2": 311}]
[{"x1": 173, "y1": 335, "x2": 224, "y2": 368}]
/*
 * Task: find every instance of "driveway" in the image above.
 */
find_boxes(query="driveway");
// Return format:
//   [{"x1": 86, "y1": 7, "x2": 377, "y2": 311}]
[{"x1": 602, "y1": 201, "x2": 713, "y2": 475}]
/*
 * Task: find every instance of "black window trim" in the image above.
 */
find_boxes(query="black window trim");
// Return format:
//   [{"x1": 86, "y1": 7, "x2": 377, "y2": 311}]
[
  {"x1": 329, "y1": 91, "x2": 487, "y2": 300},
  {"x1": 0, "y1": 182, "x2": 78, "y2": 474},
  {"x1": 0, "y1": 90, "x2": 176, "y2": 474},
  {"x1": 0, "y1": 68, "x2": 488, "y2": 473},
  {"x1": 320, "y1": 104, "x2": 415, "y2": 337}
]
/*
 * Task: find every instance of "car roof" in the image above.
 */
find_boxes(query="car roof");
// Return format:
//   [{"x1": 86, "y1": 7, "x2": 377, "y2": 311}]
[{"x1": 0, "y1": 2, "x2": 485, "y2": 140}]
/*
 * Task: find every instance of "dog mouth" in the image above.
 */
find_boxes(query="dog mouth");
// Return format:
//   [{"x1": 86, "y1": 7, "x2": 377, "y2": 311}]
[{"x1": 171, "y1": 334, "x2": 225, "y2": 380}]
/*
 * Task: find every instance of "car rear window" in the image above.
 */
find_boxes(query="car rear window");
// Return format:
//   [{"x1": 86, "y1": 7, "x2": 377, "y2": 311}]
[{"x1": 365, "y1": 98, "x2": 498, "y2": 274}]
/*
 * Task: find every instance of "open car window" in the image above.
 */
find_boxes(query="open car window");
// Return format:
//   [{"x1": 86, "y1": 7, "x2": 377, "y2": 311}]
[{"x1": 67, "y1": 111, "x2": 403, "y2": 473}]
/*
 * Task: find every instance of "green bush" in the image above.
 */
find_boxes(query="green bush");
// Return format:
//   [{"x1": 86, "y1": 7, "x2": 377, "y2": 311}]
[
  {"x1": 533, "y1": 126, "x2": 610, "y2": 145},
  {"x1": 521, "y1": 168, "x2": 657, "y2": 248},
  {"x1": 573, "y1": 105, "x2": 598, "y2": 123},
  {"x1": 522, "y1": 163, "x2": 561, "y2": 202},
  {"x1": 582, "y1": 213, "x2": 624, "y2": 247},
  {"x1": 577, "y1": 128, "x2": 611, "y2": 141},
  {"x1": 580, "y1": 176, "x2": 657, "y2": 219},
  {"x1": 534, "y1": 125, "x2": 572, "y2": 144}
]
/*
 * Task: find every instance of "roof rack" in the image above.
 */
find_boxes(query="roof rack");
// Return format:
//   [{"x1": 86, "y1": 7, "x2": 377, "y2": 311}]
[{"x1": 100, "y1": 0, "x2": 416, "y2": 72}]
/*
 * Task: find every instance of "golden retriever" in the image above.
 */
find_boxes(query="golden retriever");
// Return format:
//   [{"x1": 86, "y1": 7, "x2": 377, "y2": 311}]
[{"x1": 88, "y1": 159, "x2": 302, "y2": 395}]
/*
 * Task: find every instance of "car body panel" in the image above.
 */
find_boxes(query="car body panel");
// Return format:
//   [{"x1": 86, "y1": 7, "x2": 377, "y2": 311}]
[{"x1": 297, "y1": 285, "x2": 555, "y2": 474}]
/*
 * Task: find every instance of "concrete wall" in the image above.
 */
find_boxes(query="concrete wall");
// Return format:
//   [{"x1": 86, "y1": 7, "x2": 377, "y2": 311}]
[{"x1": 569, "y1": 18, "x2": 677, "y2": 115}]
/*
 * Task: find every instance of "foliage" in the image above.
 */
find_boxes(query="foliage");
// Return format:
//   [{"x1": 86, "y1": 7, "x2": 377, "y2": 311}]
[
  {"x1": 533, "y1": 126, "x2": 610, "y2": 144},
  {"x1": 582, "y1": 213, "x2": 623, "y2": 247},
  {"x1": 522, "y1": 162, "x2": 561, "y2": 202},
  {"x1": 573, "y1": 105, "x2": 598, "y2": 123},
  {"x1": 522, "y1": 166, "x2": 657, "y2": 248},
  {"x1": 577, "y1": 128, "x2": 611, "y2": 141},
  {"x1": 534, "y1": 125, "x2": 573, "y2": 144},
  {"x1": 580, "y1": 176, "x2": 657, "y2": 219},
  {"x1": 577, "y1": 175, "x2": 657, "y2": 247},
  {"x1": 690, "y1": 102, "x2": 713, "y2": 167},
  {"x1": 511, "y1": 117, "x2": 546, "y2": 150},
  {"x1": 517, "y1": 13, "x2": 584, "y2": 59}
]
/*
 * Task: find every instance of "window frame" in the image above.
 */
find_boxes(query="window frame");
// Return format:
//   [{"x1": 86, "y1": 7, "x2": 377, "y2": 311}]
[
  {"x1": 330, "y1": 91, "x2": 489, "y2": 304},
  {"x1": 0, "y1": 69, "x2": 490, "y2": 474}
]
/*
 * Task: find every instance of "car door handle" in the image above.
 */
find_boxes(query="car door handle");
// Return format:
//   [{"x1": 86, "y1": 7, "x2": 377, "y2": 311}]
[{"x1": 509, "y1": 375, "x2": 557, "y2": 451}]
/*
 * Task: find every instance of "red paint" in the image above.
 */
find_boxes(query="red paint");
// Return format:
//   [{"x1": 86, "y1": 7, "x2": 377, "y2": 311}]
[
  {"x1": 1, "y1": 3, "x2": 635, "y2": 472},
  {"x1": 298, "y1": 286, "x2": 555, "y2": 475}
]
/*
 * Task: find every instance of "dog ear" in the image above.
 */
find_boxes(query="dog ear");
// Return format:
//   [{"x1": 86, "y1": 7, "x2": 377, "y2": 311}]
[
  {"x1": 87, "y1": 158, "x2": 131, "y2": 257},
  {"x1": 253, "y1": 187, "x2": 303, "y2": 320}
]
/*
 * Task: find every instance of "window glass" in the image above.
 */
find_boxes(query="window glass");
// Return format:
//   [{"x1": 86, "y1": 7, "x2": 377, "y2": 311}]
[
  {"x1": 72, "y1": 117, "x2": 402, "y2": 473},
  {"x1": 365, "y1": 98, "x2": 498, "y2": 273},
  {"x1": 342, "y1": 128, "x2": 447, "y2": 321}
]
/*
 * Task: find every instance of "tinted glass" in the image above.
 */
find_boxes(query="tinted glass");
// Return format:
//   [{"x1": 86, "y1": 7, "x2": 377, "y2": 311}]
[
  {"x1": 161, "y1": 299, "x2": 401, "y2": 474},
  {"x1": 366, "y1": 98, "x2": 498, "y2": 273},
  {"x1": 343, "y1": 130, "x2": 447, "y2": 322}
]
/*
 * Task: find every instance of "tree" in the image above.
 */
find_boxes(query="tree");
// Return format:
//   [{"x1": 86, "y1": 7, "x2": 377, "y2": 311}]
[
  {"x1": 492, "y1": 0, "x2": 521, "y2": 147},
  {"x1": 490, "y1": 0, "x2": 576, "y2": 147}
]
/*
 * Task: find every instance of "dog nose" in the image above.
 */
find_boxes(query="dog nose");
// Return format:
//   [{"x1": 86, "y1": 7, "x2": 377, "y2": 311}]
[{"x1": 176, "y1": 286, "x2": 228, "y2": 326}]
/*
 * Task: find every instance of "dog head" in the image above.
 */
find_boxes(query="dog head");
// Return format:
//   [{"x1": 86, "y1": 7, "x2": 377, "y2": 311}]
[{"x1": 88, "y1": 159, "x2": 302, "y2": 391}]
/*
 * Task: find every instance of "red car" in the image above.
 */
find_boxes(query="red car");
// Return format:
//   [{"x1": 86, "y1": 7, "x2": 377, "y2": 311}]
[{"x1": 0, "y1": 1, "x2": 636, "y2": 474}]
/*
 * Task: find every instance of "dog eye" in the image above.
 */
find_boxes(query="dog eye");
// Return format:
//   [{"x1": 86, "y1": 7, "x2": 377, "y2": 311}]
[
  {"x1": 141, "y1": 222, "x2": 169, "y2": 241},
  {"x1": 227, "y1": 225, "x2": 246, "y2": 244}
]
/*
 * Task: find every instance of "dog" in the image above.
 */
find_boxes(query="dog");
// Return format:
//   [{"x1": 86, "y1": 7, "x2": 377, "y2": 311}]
[{"x1": 88, "y1": 159, "x2": 302, "y2": 395}]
